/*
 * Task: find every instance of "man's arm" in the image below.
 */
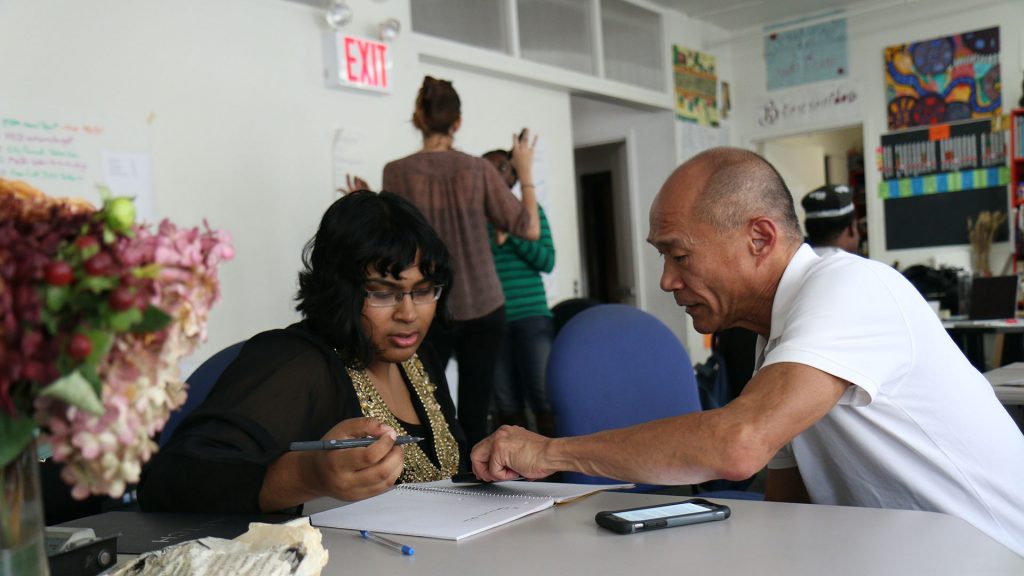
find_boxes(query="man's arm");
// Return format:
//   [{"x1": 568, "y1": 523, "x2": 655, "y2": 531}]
[{"x1": 471, "y1": 361, "x2": 849, "y2": 485}]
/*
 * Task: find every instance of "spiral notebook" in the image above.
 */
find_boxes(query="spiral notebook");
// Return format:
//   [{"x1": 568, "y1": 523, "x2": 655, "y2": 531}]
[{"x1": 309, "y1": 479, "x2": 633, "y2": 541}]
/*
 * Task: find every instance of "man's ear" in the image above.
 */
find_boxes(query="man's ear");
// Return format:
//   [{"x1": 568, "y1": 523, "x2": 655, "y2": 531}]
[{"x1": 748, "y1": 217, "x2": 779, "y2": 260}]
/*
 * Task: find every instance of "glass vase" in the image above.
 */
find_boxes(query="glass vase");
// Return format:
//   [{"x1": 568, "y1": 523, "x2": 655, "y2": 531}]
[{"x1": 0, "y1": 441, "x2": 49, "y2": 576}]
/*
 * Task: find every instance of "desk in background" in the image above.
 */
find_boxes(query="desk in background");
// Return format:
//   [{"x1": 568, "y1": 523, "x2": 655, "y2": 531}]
[
  {"x1": 983, "y1": 362, "x2": 1024, "y2": 429},
  {"x1": 301, "y1": 492, "x2": 1022, "y2": 576},
  {"x1": 943, "y1": 318, "x2": 1024, "y2": 371}
]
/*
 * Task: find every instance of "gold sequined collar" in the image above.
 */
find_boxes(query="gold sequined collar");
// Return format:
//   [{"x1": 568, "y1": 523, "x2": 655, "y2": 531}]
[{"x1": 345, "y1": 354, "x2": 459, "y2": 483}]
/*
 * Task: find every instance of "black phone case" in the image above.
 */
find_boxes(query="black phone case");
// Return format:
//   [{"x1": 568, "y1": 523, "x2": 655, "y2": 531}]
[{"x1": 595, "y1": 498, "x2": 731, "y2": 534}]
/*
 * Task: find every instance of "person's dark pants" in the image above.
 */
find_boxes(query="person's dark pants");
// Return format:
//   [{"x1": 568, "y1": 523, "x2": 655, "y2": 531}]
[
  {"x1": 493, "y1": 315, "x2": 554, "y2": 415},
  {"x1": 425, "y1": 306, "x2": 506, "y2": 449}
]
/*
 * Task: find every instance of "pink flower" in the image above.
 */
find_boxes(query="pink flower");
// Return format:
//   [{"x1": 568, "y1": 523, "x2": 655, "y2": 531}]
[{"x1": 4, "y1": 184, "x2": 234, "y2": 500}]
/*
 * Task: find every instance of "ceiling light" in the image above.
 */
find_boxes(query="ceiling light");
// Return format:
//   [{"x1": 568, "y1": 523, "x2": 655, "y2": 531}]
[
  {"x1": 325, "y1": 1, "x2": 352, "y2": 29},
  {"x1": 378, "y1": 18, "x2": 401, "y2": 42}
]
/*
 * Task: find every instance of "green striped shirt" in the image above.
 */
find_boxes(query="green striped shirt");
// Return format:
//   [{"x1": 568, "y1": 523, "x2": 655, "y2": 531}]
[{"x1": 489, "y1": 205, "x2": 555, "y2": 322}]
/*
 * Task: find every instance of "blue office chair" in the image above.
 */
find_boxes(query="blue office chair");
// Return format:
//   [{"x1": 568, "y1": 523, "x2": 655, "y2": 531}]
[
  {"x1": 546, "y1": 304, "x2": 761, "y2": 500},
  {"x1": 159, "y1": 340, "x2": 246, "y2": 446}
]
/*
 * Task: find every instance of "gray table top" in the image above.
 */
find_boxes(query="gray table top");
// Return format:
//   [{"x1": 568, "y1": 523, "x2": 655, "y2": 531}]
[
  {"x1": 304, "y1": 491, "x2": 1023, "y2": 575},
  {"x1": 984, "y1": 362, "x2": 1024, "y2": 404}
]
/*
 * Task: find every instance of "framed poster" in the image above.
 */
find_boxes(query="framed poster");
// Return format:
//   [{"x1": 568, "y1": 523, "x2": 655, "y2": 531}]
[
  {"x1": 673, "y1": 46, "x2": 718, "y2": 127},
  {"x1": 884, "y1": 27, "x2": 1000, "y2": 130}
]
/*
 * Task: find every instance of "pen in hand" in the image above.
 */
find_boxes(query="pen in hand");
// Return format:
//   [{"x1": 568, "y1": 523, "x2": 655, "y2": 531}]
[
  {"x1": 289, "y1": 435, "x2": 423, "y2": 451},
  {"x1": 360, "y1": 530, "x2": 415, "y2": 555}
]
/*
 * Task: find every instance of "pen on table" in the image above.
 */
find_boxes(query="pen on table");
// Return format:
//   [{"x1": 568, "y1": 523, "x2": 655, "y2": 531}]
[
  {"x1": 360, "y1": 530, "x2": 415, "y2": 555},
  {"x1": 289, "y1": 435, "x2": 423, "y2": 451}
]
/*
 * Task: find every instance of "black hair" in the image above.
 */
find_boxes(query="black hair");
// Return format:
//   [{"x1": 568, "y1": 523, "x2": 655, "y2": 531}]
[
  {"x1": 805, "y1": 213, "x2": 855, "y2": 247},
  {"x1": 482, "y1": 149, "x2": 516, "y2": 185},
  {"x1": 296, "y1": 190, "x2": 453, "y2": 368}
]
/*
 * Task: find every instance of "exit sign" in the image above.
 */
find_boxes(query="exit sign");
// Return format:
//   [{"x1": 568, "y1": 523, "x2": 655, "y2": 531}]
[{"x1": 327, "y1": 33, "x2": 392, "y2": 93}]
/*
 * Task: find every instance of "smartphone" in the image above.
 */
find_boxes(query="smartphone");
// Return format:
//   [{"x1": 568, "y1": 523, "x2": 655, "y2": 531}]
[{"x1": 595, "y1": 498, "x2": 730, "y2": 534}]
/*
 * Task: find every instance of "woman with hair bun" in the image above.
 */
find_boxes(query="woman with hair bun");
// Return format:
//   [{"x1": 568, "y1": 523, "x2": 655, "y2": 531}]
[{"x1": 383, "y1": 75, "x2": 540, "y2": 448}]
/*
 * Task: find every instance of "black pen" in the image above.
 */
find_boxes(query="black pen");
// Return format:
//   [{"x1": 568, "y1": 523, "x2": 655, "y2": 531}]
[{"x1": 289, "y1": 435, "x2": 423, "y2": 451}]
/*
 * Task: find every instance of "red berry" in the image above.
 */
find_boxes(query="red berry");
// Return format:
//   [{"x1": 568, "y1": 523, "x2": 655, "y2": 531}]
[
  {"x1": 109, "y1": 286, "x2": 135, "y2": 311},
  {"x1": 44, "y1": 261, "x2": 73, "y2": 286},
  {"x1": 83, "y1": 252, "x2": 113, "y2": 276},
  {"x1": 68, "y1": 334, "x2": 92, "y2": 360},
  {"x1": 23, "y1": 362, "x2": 47, "y2": 382},
  {"x1": 75, "y1": 236, "x2": 99, "y2": 251}
]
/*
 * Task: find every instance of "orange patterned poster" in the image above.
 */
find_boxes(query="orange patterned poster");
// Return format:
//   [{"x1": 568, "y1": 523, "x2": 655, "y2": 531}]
[{"x1": 673, "y1": 46, "x2": 718, "y2": 127}]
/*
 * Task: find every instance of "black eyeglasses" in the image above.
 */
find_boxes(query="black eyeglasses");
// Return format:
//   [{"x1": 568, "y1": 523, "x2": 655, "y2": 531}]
[{"x1": 364, "y1": 285, "x2": 444, "y2": 308}]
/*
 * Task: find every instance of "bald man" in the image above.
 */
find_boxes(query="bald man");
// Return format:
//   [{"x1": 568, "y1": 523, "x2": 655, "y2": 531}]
[{"x1": 470, "y1": 147, "x2": 1024, "y2": 556}]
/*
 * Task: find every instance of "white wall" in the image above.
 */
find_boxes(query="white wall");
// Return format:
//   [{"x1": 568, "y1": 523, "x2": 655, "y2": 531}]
[
  {"x1": 0, "y1": 0, "x2": 580, "y2": 369},
  {"x1": 726, "y1": 0, "x2": 1024, "y2": 271},
  {"x1": 762, "y1": 126, "x2": 863, "y2": 229},
  {"x1": 571, "y1": 96, "x2": 692, "y2": 350}
]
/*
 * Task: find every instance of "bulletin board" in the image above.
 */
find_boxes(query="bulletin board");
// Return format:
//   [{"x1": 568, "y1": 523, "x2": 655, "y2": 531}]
[
  {"x1": 880, "y1": 118, "x2": 1008, "y2": 250},
  {"x1": 0, "y1": 111, "x2": 154, "y2": 221},
  {"x1": 884, "y1": 186, "x2": 1008, "y2": 249}
]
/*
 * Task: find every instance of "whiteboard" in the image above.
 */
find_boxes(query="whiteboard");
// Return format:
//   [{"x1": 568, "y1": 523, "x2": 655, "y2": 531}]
[{"x1": 0, "y1": 111, "x2": 155, "y2": 222}]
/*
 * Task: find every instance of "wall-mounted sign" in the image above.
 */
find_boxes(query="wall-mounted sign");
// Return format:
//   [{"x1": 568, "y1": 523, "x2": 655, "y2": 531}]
[
  {"x1": 326, "y1": 33, "x2": 392, "y2": 93},
  {"x1": 764, "y1": 17, "x2": 848, "y2": 91},
  {"x1": 753, "y1": 78, "x2": 859, "y2": 134}
]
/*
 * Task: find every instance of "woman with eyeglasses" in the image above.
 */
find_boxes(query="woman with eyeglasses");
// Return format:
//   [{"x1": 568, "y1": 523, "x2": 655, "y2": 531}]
[{"x1": 138, "y1": 191, "x2": 467, "y2": 513}]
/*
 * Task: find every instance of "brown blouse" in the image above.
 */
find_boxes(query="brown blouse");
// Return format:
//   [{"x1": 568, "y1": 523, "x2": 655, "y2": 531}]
[{"x1": 383, "y1": 150, "x2": 532, "y2": 321}]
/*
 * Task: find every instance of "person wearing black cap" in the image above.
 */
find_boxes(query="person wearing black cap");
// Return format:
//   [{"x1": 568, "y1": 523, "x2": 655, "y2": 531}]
[{"x1": 801, "y1": 184, "x2": 859, "y2": 257}]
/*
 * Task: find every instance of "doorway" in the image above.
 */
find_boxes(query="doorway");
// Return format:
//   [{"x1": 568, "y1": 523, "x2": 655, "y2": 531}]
[
  {"x1": 574, "y1": 141, "x2": 636, "y2": 305},
  {"x1": 759, "y1": 125, "x2": 867, "y2": 255}
]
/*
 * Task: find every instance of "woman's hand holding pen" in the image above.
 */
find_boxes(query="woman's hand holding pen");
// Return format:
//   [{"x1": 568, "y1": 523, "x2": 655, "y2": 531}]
[
  {"x1": 305, "y1": 417, "x2": 404, "y2": 502},
  {"x1": 260, "y1": 417, "x2": 403, "y2": 511}
]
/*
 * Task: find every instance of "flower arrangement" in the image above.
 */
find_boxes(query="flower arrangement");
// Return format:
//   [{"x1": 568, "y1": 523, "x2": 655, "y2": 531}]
[{"x1": 0, "y1": 178, "x2": 233, "y2": 499}]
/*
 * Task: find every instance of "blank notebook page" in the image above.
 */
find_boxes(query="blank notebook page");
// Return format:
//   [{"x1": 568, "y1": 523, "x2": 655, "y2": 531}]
[{"x1": 309, "y1": 479, "x2": 632, "y2": 540}]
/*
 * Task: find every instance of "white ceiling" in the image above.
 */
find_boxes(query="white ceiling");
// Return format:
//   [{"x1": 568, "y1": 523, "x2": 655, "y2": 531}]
[{"x1": 647, "y1": 0, "x2": 881, "y2": 31}]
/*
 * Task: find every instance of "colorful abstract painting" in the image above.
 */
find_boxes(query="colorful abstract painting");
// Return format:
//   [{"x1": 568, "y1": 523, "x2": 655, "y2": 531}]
[
  {"x1": 884, "y1": 27, "x2": 1000, "y2": 130},
  {"x1": 673, "y1": 46, "x2": 718, "y2": 127}
]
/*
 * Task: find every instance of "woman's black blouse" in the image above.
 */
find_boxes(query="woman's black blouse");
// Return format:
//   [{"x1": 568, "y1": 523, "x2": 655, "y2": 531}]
[{"x1": 137, "y1": 322, "x2": 467, "y2": 513}]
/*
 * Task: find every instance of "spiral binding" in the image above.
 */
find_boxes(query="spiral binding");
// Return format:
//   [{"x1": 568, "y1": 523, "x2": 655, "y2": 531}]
[{"x1": 398, "y1": 484, "x2": 550, "y2": 501}]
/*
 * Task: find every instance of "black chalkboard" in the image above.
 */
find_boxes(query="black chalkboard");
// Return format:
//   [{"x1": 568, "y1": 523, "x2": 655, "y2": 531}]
[{"x1": 884, "y1": 186, "x2": 1008, "y2": 249}]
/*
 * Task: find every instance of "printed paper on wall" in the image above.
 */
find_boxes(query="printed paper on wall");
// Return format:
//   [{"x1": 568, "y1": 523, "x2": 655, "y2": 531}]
[
  {"x1": 765, "y1": 18, "x2": 848, "y2": 90},
  {"x1": 673, "y1": 46, "x2": 718, "y2": 127}
]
